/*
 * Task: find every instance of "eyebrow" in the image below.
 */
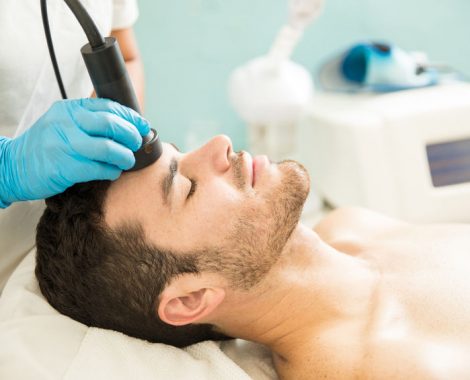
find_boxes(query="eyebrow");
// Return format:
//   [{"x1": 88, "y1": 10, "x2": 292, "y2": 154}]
[{"x1": 162, "y1": 158, "x2": 178, "y2": 205}]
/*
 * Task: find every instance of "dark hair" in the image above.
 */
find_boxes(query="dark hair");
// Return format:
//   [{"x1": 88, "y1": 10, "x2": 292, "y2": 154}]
[{"x1": 35, "y1": 181, "x2": 230, "y2": 347}]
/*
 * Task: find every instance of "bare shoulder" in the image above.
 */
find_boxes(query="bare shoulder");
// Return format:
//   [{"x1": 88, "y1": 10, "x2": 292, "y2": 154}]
[
  {"x1": 360, "y1": 336, "x2": 470, "y2": 380},
  {"x1": 273, "y1": 323, "x2": 367, "y2": 380},
  {"x1": 314, "y1": 207, "x2": 408, "y2": 238},
  {"x1": 313, "y1": 207, "x2": 409, "y2": 254},
  {"x1": 275, "y1": 334, "x2": 470, "y2": 380}
]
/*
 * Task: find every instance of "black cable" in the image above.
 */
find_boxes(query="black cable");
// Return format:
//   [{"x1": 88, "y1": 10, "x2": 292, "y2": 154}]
[
  {"x1": 40, "y1": 0, "x2": 67, "y2": 99},
  {"x1": 41, "y1": 0, "x2": 107, "y2": 100},
  {"x1": 64, "y1": 0, "x2": 105, "y2": 49}
]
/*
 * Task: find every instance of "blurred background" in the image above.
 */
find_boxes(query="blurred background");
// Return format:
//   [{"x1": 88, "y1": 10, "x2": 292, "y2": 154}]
[{"x1": 134, "y1": 0, "x2": 470, "y2": 152}]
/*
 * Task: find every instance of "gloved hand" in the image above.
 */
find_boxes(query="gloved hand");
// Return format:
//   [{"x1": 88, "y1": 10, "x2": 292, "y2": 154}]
[{"x1": 0, "y1": 98, "x2": 150, "y2": 208}]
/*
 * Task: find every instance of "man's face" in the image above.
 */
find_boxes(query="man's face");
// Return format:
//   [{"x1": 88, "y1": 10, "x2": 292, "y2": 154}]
[{"x1": 104, "y1": 135, "x2": 309, "y2": 289}]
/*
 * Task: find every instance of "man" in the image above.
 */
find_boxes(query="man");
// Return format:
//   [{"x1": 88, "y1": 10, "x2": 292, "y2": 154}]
[{"x1": 36, "y1": 135, "x2": 470, "y2": 379}]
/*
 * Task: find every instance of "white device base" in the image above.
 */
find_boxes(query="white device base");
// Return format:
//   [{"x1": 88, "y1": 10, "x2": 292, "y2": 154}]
[{"x1": 298, "y1": 82, "x2": 470, "y2": 223}]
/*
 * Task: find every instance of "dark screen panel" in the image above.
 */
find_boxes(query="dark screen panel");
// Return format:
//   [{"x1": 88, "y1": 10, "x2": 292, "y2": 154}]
[{"x1": 426, "y1": 137, "x2": 470, "y2": 187}]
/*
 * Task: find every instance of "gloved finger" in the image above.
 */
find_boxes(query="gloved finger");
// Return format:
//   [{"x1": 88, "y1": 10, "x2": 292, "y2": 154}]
[
  {"x1": 74, "y1": 110, "x2": 143, "y2": 152},
  {"x1": 62, "y1": 158, "x2": 123, "y2": 183},
  {"x1": 68, "y1": 128, "x2": 136, "y2": 170},
  {"x1": 77, "y1": 98, "x2": 151, "y2": 137}
]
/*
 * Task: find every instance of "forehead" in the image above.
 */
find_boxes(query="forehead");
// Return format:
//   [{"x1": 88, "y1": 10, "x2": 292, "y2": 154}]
[{"x1": 103, "y1": 142, "x2": 176, "y2": 229}]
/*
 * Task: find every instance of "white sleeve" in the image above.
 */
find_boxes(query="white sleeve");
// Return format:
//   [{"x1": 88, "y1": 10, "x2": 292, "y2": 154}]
[{"x1": 112, "y1": 0, "x2": 139, "y2": 30}]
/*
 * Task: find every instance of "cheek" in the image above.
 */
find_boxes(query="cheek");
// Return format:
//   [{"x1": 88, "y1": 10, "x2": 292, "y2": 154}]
[
  {"x1": 191, "y1": 184, "x2": 240, "y2": 230},
  {"x1": 173, "y1": 182, "x2": 247, "y2": 249}
]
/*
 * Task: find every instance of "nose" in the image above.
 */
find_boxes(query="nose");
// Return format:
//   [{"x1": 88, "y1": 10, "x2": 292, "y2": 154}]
[{"x1": 181, "y1": 135, "x2": 233, "y2": 177}]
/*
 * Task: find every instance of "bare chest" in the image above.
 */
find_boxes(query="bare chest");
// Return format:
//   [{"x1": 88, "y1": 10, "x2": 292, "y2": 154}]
[
  {"x1": 277, "y1": 308, "x2": 470, "y2": 380},
  {"x1": 277, "y1": 229, "x2": 470, "y2": 379}
]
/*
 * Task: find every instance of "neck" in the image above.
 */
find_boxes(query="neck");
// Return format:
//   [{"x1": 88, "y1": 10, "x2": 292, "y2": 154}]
[{"x1": 212, "y1": 223, "x2": 377, "y2": 360}]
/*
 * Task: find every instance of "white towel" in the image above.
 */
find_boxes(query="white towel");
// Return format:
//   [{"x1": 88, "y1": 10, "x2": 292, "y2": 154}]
[{"x1": 0, "y1": 250, "x2": 278, "y2": 380}]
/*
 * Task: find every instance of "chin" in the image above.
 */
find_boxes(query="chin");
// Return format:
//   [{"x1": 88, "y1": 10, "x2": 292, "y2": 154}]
[
  {"x1": 278, "y1": 159, "x2": 311, "y2": 201},
  {"x1": 263, "y1": 159, "x2": 310, "y2": 241}
]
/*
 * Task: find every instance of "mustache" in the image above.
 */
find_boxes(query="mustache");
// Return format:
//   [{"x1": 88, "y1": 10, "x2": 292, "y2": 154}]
[{"x1": 230, "y1": 151, "x2": 246, "y2": 190}]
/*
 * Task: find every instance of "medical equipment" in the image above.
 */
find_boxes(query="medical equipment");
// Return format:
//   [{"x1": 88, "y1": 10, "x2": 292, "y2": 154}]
[
  {"x1": 40, "y1": 0, "x2": 162, "y2": 171},
  {"x1": 318, "y1": 42, "x2": 464, "y2": 94},
  {"x1": 229, "y1": 0, "x2": 323, "y2": 161},
  {"x1": 298, "y1": 82, "x2": 470, "y2": 223},
  {"x1": 319, "y1": 42, "x2": 438, "y2": 93},
  {"x1": 0, "y1": 99, "x2": 150, "y2": 207}
]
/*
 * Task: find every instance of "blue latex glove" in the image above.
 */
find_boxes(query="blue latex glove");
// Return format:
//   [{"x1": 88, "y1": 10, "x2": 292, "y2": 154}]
[{"x1": 0, "y1": 98, "x2": 150, "y2": 208}]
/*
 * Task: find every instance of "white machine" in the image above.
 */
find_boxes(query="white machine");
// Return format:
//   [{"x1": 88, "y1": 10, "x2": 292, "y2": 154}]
[
  {"x1": 229, "y1": 0, "x2": 323, "y2": 161},
  {"x1": 298, "y1": 82, "x2": 470, "y2": 223}
]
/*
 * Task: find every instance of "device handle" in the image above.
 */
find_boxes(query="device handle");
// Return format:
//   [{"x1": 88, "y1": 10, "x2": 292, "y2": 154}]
[{"x1": 81, "y1": 37, "x2": 141, "y2": 114}]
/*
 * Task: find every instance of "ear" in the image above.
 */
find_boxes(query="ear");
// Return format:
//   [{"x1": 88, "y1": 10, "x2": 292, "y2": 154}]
[{"x1": 158, "y1": 273, "x2": 226, "y2": 327}]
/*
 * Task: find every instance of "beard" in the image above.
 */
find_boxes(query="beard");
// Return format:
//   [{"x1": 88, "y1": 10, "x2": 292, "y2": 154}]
[{"x1": 196, "y1": 159, "x2": 310, "y2": 290}]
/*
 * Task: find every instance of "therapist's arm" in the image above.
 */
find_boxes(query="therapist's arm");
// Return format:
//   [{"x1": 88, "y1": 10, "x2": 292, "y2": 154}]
[{"x1": 92, "y1": 28, "x2": 146, "y2": 111}]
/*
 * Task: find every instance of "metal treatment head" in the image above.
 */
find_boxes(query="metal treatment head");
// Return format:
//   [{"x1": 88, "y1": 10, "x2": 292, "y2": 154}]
[{"x1": 127, "y1": 128, "x2": 163, "y2": 172}]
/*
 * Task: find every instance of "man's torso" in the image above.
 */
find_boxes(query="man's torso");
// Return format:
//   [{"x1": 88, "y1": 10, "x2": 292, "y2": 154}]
[{"x1": 281, "y1": 208, "x2": 470, "y2": 379}]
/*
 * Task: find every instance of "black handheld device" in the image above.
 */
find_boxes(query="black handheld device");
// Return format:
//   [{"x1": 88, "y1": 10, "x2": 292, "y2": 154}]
[{"x1": 40, "y1": 0, "x2": 162, "y2": 171}]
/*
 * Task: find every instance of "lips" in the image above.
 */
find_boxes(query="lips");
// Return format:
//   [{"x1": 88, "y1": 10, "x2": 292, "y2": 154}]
[
  {"x1": 252, "y1": 155, "x2": 269, "y2": 187},
  {"x1": 236, "y1": 152, "x2": 269, "y2": 188}
]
